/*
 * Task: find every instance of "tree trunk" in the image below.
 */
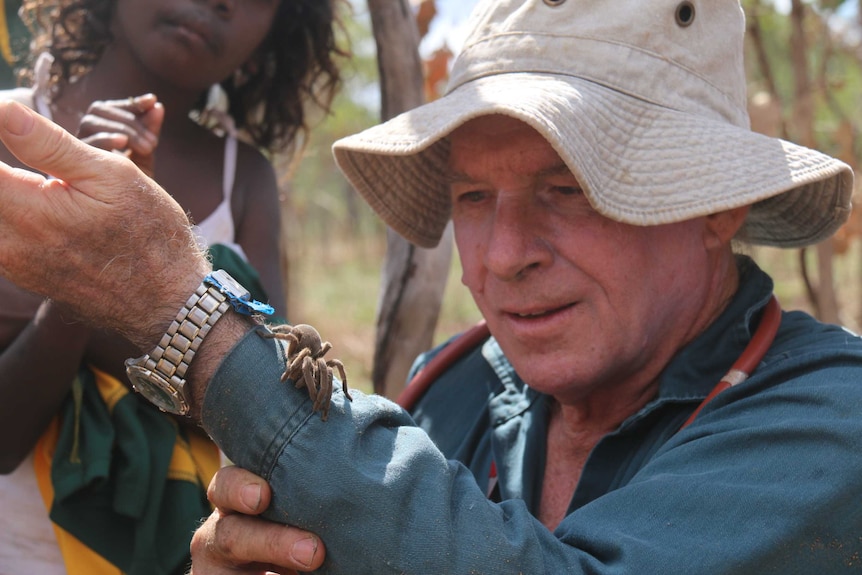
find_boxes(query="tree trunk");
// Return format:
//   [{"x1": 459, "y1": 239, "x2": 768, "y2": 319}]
[
  {"x1": 367, "y1": 0, "x2": 454, "y2": 398},
  {"x1": 789, "y1": 0, "x2": 839, "y2": 324}
]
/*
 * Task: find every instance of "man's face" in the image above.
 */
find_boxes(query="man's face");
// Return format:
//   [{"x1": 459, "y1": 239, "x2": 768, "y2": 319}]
[{"x1": 448, "y1": 115, "x2": 722, "y2": 406}]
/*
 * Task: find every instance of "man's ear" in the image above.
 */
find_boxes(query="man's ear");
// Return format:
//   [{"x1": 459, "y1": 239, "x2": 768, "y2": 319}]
[{"x1": 703, "y1": 206, "x2": 751, "y2": 249}]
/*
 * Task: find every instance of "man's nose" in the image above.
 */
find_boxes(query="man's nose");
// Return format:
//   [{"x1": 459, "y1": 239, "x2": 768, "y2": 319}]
[{"x1": 484, "y1": 196, "x2": 552, "y2": 281}]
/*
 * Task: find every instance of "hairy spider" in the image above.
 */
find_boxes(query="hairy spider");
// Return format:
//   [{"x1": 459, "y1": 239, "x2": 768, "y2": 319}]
[{"x1": 264, "y1": 323, "x2": 351, "y2": 420}]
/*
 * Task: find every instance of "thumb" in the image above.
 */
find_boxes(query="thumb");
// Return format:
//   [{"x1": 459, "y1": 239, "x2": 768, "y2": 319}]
[
  {"x1": 142, "y1": 101, "x2": 165, "y2": 140},
  {"x1": 0, "y1": 99, "x2": 135, "y2": 191}
]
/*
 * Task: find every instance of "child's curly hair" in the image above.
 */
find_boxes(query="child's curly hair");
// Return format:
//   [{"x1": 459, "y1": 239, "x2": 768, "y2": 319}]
[{"x1": 19, "y1": 0, "x2": 348, "y2": 153}]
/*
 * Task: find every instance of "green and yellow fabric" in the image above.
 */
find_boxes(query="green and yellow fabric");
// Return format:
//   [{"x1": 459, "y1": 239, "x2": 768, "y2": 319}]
[
  {"x1": 0, "y1": 0, "x2": 14, "y2": 66},
  {"x1": 35, "y1": 367, "x2": 219, "y2": 575},
  {"x1": 0, "y1": 1, "x2": 30, "y2": 89},
  {"x1": 32, "y1": 246, "x2": 281, "y2": 574}
]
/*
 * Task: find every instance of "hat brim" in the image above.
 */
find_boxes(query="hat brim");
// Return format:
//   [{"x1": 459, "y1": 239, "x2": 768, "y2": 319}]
[{"x1": 333, "y1": 73, "x2": 852, "y2": 249}]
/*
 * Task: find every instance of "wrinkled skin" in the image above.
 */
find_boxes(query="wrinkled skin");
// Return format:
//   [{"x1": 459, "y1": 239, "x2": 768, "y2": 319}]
[
  {"x1": 0, "y1": 101, "x2": 202, "y2": 341},
  {"x1": 0, "y1": 100, "x2": 328, "y2": 574},
  {"x1": 191, "y1": 466, "x2": 326, "y2": 574}
]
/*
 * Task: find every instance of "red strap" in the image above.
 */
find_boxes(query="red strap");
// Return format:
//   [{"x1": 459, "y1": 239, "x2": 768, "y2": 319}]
[
  {"x1": 680, "y1": 295, "x2": 781, "y2": 430},
  {"x1": 397, "y1": 297, "x2": 781, "y2": 430},
  {"x1": 396, "y1": 321, "x2": 492, "y2": 411}
]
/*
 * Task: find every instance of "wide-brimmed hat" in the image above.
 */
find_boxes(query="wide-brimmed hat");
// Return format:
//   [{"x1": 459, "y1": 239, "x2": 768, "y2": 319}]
[{"x1": 333, "y1": 0, "x2": 853, "y2": 249}]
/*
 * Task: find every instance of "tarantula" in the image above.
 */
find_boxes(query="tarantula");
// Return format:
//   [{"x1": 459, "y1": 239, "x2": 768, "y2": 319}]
[{"x1": 265, "y1": 323, "x2": 351, "y2": 420}]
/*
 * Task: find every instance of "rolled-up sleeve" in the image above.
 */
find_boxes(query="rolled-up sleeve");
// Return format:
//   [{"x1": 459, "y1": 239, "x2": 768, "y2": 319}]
[{"x1": 201, "y1": 329, "x2": 563, "y2": 573}]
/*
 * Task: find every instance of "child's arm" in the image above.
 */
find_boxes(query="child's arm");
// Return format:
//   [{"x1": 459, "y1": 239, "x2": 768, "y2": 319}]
[{"x1": 233, "y1": 144, "x2": 287, "y2": 319}]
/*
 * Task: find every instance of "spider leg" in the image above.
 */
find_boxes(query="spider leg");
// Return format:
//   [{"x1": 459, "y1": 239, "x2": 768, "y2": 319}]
[
  {"x1": 314, "y1": 357, "x2": 333, "y2": 420},
  {"x1": 327, "y1": 359, "x2": 352, "y2": 401},
  {"x1": 300, "y1": 355, "x2": 318, "y2": 405},
  {"x1": 270, "y1": 335, "x2": 301, "y2": 382},
  {"x1": 270, "y1": 327, "x2": 349, "y2": 421},
  {"x1": 284, "y1": 333, "x2": 300, "y2": 357},
  {"x1": 264, "y1": 327, "x2": 298, "y2": 345},
  {"x1": 263, "y1": 323, "x2": 291, "y2": 336},
  {"x1": 286, "y1": 366, "x2": 302, "y2": 384},
  {"x1": 277, "y1": 329, "x2": 300, "y2": 357},
  {"x1": 263, "y1": 328, "x2": 301, "y2": 372},
  {"x1": 282, "y1": 352, "x2": 303, "y2": 383},
  {"x1": 289, "y1": 349, "x2": 311, "y2": 386}
]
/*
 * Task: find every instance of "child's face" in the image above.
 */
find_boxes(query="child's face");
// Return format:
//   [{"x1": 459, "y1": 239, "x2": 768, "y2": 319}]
[{"x1": 112, "y1": 0, "x2": 281, "y2": 91}]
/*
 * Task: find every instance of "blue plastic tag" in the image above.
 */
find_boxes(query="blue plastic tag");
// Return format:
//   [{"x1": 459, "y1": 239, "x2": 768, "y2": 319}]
[{"x1": 205, "y1": 271, "x2": 275, "y2": 317}]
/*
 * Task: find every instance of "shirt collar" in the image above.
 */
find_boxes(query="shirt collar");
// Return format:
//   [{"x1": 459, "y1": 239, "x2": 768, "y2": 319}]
[
  {"x1": 655, "y1": 255, "x2": 775, "y2": 403},
  {"x1": 482, "y1": 255, "x2": 775, "y2": 422}
]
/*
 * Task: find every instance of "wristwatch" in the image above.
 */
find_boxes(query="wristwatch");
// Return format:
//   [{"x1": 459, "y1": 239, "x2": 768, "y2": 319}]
[{"x1": 125, "y1": 269, "x2": 274, "y2": 415}]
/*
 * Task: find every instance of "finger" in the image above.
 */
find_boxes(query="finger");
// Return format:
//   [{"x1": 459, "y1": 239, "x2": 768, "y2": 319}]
[
  {"x1": 190, "y1": 511, "x2": 325, "y2": 574},
  {"x1": 141, "y1": 101, "x2": 164, "y2": 140},
  {"x1": 91, "y1": 93, "x2": 158, "y2": 115},
  {"x1": 83, "y1": 101, "x2": 137, "y2": 123},
  {"x1": 82, "y1": 96, "x2": 156, "y2": 135},
  {"x1": 126, "y1": 93, "x2": 158, "y2": 113},
  {"x1": 80, "y1": 131, "x2": 130, "y2": 152},
  {"x1": 208, "y1": 466, "x2": 273, "y2": 515},
  {"x1": 0, "y1": 100, "x2": 141, "y2": 195},
  {"x1": 78, "y1": 111, "x2": 157, "y2": 154}
]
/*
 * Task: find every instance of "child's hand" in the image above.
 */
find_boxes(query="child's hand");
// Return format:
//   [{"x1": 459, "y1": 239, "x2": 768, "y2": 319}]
[{"x1": 76, "y1": 93, "x2": 164, "y2": 177}]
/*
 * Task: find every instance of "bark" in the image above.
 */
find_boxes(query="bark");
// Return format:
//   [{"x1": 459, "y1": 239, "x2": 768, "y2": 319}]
[
  {"x1": 746, "y1": 1, "x2": 788, "y2": 139},
  {"x1": 367, "y1": 0, "x2": 454, "y2": 398},
  {"x1": 790, "y1": 0, "x2": 839, "y2": 324}
]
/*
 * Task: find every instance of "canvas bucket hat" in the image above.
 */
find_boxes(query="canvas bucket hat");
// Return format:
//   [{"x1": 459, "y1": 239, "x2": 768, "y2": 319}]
[{"x1": 333, "y1": 0, "x2": 853, "y2": 249}]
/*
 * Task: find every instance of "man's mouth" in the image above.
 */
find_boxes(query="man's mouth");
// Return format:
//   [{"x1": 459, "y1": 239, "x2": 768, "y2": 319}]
[{"x1": 510, "y1": 302, "x2": 575, "y2": 319}]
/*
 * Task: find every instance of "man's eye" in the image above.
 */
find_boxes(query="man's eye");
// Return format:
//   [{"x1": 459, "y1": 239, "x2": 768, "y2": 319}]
[
  {"x1": 554, "y1": 186, "x2": 582, "y2": 195},
  {"x1": 455, "y1": 190, "x2": 487, "y2": 203}
]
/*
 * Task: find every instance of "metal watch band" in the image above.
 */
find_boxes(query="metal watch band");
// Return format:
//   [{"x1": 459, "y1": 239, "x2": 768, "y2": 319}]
[{"x1": 141, "y1": 281, "x2": 231, "y2": 387}]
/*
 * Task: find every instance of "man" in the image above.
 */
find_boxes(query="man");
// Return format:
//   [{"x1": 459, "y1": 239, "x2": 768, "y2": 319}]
[{"x1": 0, "y1": 0, "x2": 860, "y2": 573}]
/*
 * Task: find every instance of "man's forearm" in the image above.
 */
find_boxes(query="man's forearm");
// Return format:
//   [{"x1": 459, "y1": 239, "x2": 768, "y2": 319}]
[{"x1": 185, "y1": 311, "x2": 258, "y2": 420}]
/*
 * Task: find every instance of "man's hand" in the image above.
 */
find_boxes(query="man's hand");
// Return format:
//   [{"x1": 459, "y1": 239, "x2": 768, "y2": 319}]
[
  {"x1": 77, "y1": 93, "x2": 164, "y2": 177},
  {"x1": 0, "y1": 99, "x2": 208, "y2": 350},
  {"x1": 190, "y1": 466, "x2": 326, "y2": 574}
]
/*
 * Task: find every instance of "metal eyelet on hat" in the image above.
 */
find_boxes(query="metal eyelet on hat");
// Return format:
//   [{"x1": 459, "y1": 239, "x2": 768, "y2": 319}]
[
  {"x1": 675, "y1": 1, "x2": 696, "y2": 27},
  {"x1": 543, "y1": 0, "x2": 566, "y2": 7}
]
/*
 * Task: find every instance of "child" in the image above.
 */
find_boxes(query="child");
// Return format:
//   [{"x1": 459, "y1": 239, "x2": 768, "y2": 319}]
[{"x1": 0, "y1": 1, "x2": 346, "y2": 573}]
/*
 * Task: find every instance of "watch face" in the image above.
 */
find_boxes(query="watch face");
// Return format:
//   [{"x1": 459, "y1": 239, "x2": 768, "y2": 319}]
[
  {"x1": 211, "y1": 269, "x2": 251, "y2": 300},
  {"x1": 126, "y1": 364, "x2": 189, "y2": 415}
]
